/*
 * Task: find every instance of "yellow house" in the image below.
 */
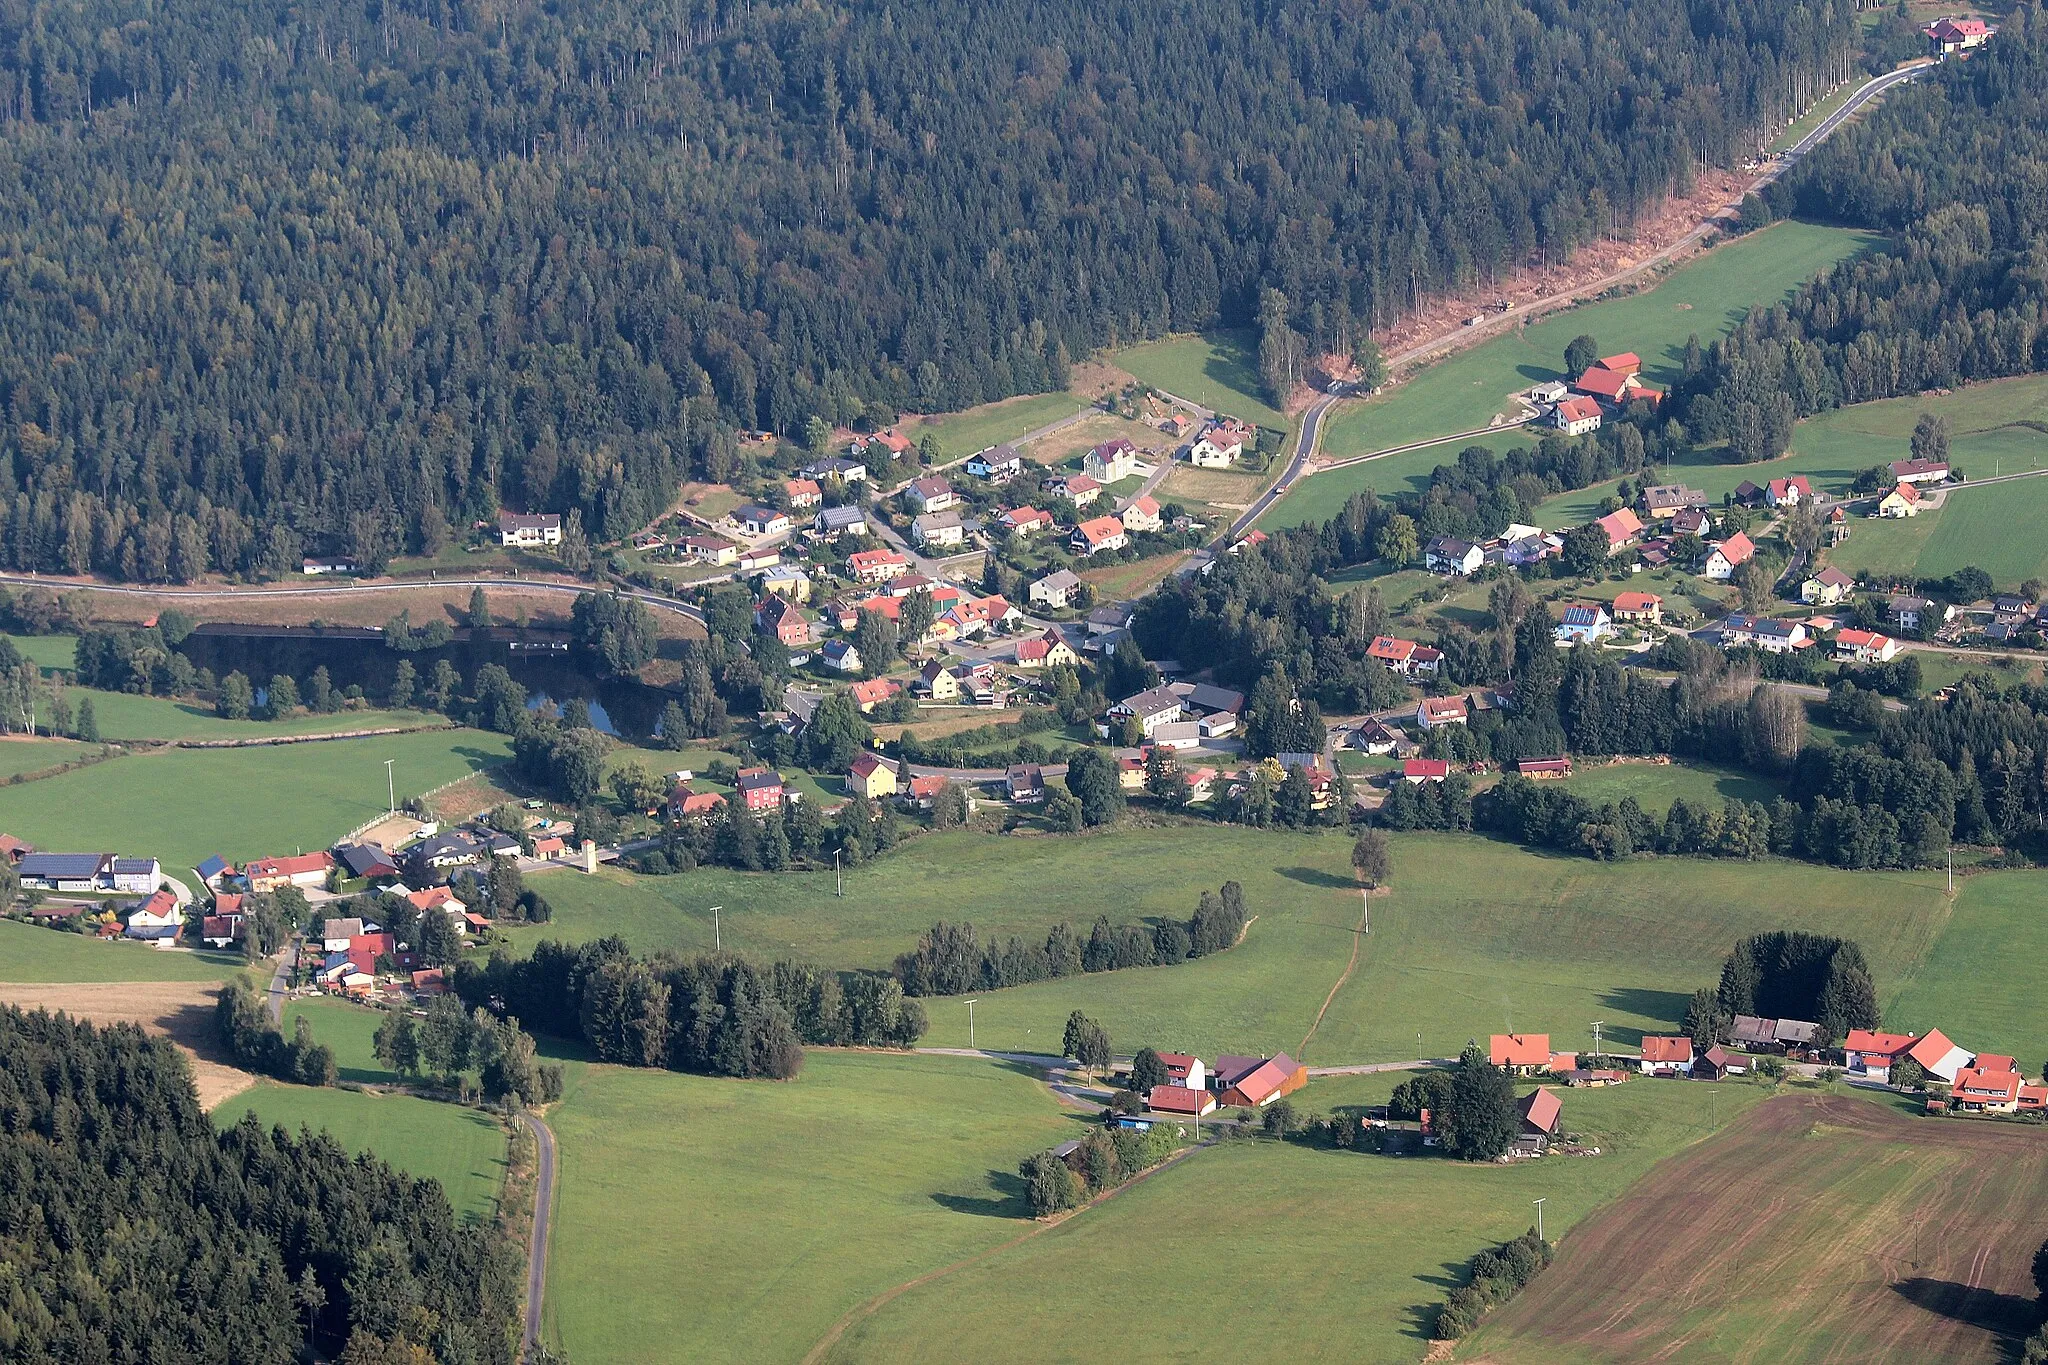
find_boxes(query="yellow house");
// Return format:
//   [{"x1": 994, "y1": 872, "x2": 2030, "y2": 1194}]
[
  {"x1": 848, "y1": 755, "x2": 898, "y2": 799},
  {"x1": 1878, "y1": 483, "x2": 1922, "y2": 518}
]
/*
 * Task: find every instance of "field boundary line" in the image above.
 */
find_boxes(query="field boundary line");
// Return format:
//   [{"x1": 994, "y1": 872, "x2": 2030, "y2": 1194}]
[
  {"x1": 798, "y1": 1141, "x2": 1214, "y2": 1364},
  {"x1": 1298, "y1": 885, "x2": 1369, "y2": 1058}
]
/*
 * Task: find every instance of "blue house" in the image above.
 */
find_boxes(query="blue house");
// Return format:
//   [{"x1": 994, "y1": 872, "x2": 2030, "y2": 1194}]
[{"x1": 1554, "y1": 604, "x2": 1613, "y2": 646}]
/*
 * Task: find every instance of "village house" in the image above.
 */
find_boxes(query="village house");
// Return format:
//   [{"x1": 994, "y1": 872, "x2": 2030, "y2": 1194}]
[
  {"x1": 1951, "y1": 1062, "x2": 2022, "y2": 1113},
  {"x1": 905, "y1": 476, "x2": 957, "y2": 514},
  {"x1": 335, "y1": 843, "x2": 400, "y2": 882},
  {"x1": 202, "y1": 893, "x2": 245, "y2": 948},
  {"x1": 1417, "y1": 695, "x2": 1470, "y2": 729},
  {"x1": 847, "y1": 677, "x2": 901, "y2": 713},
  {"x1": 1691, "y1": 1046, "x2": 1743, "y2": 1080},
  {"x1": 1108, "y1": 685, "x2": 1185, "y2": 738},
  {"x1": 1028, "y1": 568, "x2": 1084, "y2": 611},
  {"x1": 1552, "y1": 395, "x2": 1603, "y2": 435},
  {"x1": 802, "y1": 456, "x2": 870, "y2": 485},
  {"x1": 785, "y1": 478, "x2": 823, "y2": 509},
  {"x1": 1353, "y1": 720, "x2": 1404, "y2": 756},
  {"x1": 997, "y1": 506, "x2": 1054, "y2": 537},
  {"x1": 1729, "y1": 1015, "x2": 1820, "y2": 1053},
  {"x1": 734, "y1": 504, "x2": 791, "y2": 537},
  {"x1": 1084, "y1": 439, "x2": 1141, "y2": 484},
  {"x1": 1490, "y1": 1034, "x2": 1552, "y2": 1076},
  {"x1": 967, "y1": 446, "x2": 1023, "y2": 480},
  {"x1": 758, "y1": 597, "x2": 812, "y2": 647},
  {"x1": 1719, "y1": 613, "x2": 1808, "y2": 653},
  {"x1": 1834, "y1": 628, "x2": 1901, "y2": 663},
  {"x1": 1088, "y1": 603, "x2": 1134, "y2": 636},
  {"x1": 1765, "y1": 476, "x2": 1813, "y2": 508},
  {"x1": 1366, "y1": 636, "x2": 1444, "y2": 676},
  {"x1": 1212, "y1": 1054, "x2": 1307, "y2": 1107},
  {"x1": 1802, "y1": 566, "x2": 1857, "y2": 605},
  {"x1": 735, "y1": 767, "x2": 788, "y2": 813},
  {"x1": 1516, "y1": 1088, "x2": 1563, "y2": 1152},
  {"x1": 913, "y1": 510, "x2": 966, "y2": 548},
  {"x1": 1425, "y1": 536, "x2": 1484, "y2": 576},
  {"x1": 668, "y1": 785, "x2": 727, "y2": 822},
  {"x1": 1554, "y1": 604, "x2": 1613, "y2": 646},
  {"x1": 814, "y1": 504, "x2": 870, "y2": 540},
  {"x1": 108, "y1": 857, "x2": 162, "y2": 893},
  {"x1": 760, "y1": 564, "x2": 812, "y2": 602},
  {"x1": 847, "y1": 755, "x2": 898, "y2": 800},
  {"x1": 1638, "y1": 1036, "x2": 1694, "y2": 1074},
  {"x1": 1187, "y1": 429, "x2": 1243, "y2": 468},
  {"x1": 1120, "y1": 495, "x2": 1163, "y2": 534},
  {"x1": 1014, "y1": 630, "x2": 1078, "y2": 669},
  {"x1": 1611, "y1": 591, "x2": 1663, "y2": 624},
  {"x1": 1641, "y1": 484, "x2": 1708, "y2": 519},
  {"x1": 682, "y1": 534, "x2": 740, "y2": 566},
  {"x1": 403, "y1": 833, "x2": 484, "y2": 885},
  {"x1": 851, "y1": 429, "x2": 914, "y2": 461},
  {"x1": 1701, "y1": 531, "x2": 1756, "y2": 581},
  {"x1": 1888, "y1": 594, "x2": 1954, "y2": 631},
  {"x1": 1843, "y1": 1029, "x2": 1920, "y2": 1081},
  {"x1": 1890, "y1": 457, "x2": 1950, "y2": 485},
  {"x1": 738, "y1": 546, "x2": 781, "y2": 573},
  {"x1": 122, "y1": 890, "x2": 183, "y2": 945},
  {"x1": 1926, "y1": 15, "x2": 1992, "y2": 53},
  {"x1": 498, "y1": 511, "x2": 563, "y2": 547},
  {"x1": 245, "y1": 852, "x2": 333, "y2": 893},
  {"x1": 1072, "y1": 515, "x2": 1130, "y2": 556},
  {"x1": 1595, "y1": 507, "x2": 1643, "y2": 554},
  {"x1": 1006, "y1": 763, "x2": 1046, "y2": 803},
  {"x1": 1878, "y1": 482, "x2": 1923, "y2": 518},
  {"x1": 1671, "y1": 507, "x2": 1715, "y2": 537},
  {"x1": 1042, "y1": 471, "x2": 1101, "y2": 506},
  {"x1": 820, "y1": 639, "x2": 863, "y2": 673},
  {"x1": 1401, "y1": 757, "x2": 1450, "y2": 783},
  {"x1": 847, "y1": 548, "x2": 910, "y2": 582},
  {"x1": 915, "y1": 659, "x2": 960, "y2": 701}
]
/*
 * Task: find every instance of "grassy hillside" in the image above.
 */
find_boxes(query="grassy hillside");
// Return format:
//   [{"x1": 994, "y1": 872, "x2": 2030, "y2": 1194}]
[
  {"x1": 1113, "y1": 331, "x2": 1290, "y2": 431},
  {"x1": 1884, "y1": 871, "x2": 2048, "y2": 1061},
  {"x1": 0, "y1": 919, "x2": 242, "y2": 982}
]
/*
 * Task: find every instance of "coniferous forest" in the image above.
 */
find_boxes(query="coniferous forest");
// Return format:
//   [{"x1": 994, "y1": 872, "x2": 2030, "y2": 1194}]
[
  {"x1": 0, "y1": 1006, "x2": 522, "y2": 1362},
  {"x1": 0, "y1": 0, "x2": 1858, "y2": 578}
]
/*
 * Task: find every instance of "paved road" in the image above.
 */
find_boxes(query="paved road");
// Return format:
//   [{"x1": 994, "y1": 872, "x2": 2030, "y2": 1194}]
[
  {"x1": 1778, "y1": 62, "x2": 1929, "y2": 163},
  {"x1": 520, "y1": 1112, "x2": 558, "y2": 1360},
  {"x1": 1196, "y1": 392, "x2": 1340, "y2": 557},
  {"x1": 265, "y1": 949, "x2": 292, "y2": 1027}
]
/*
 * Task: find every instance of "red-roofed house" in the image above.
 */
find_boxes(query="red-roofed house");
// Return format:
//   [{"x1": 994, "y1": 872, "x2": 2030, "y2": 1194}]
[
  {"x1": 411, "y1": 968, "x2": 447, "y2": 996},
  {"x1": 1612, "y1": 591, "x2": 1663, "y2": 623},
  {"x1": 1572, "y1": 367, "x2": 1632, "y2": 402},
  {"x1": 1844, "y1": 1029, "x2": 1920, "y2": 1080},
  {"x1": 1766, "y1": 476, "x2": 1813, "y2": 508},
  {"x1": 1491, "y1": 1034, "x2": 1551, "y2": 1075},
  {"x1": 1518, "y1": 1087, "x2": 1563, "y2": 1138},
  {"x1": 998, "y1": 506, "x2": 1056, "y2": 536},
  {"x1": 1158, "y1": 1053, "x2": 1208, "y2": 1090},
  {"x1": 1553, "y1": 395, "x2": 1603, "y2": 436},
  {"x1": 1951, "y1": 1064, "x2": 2021, "y2": 1113},
  {"x1": 1593, "y1": 352, "x2": 1641, "y2": 376},
  {"x1": 245, "y1": 851, "x2": 334, "y2": 893},
  {"x1": 1417, "y1": 695, "x2": 1469, "y2": 729},
  {"x1": 1120, "y1": 495, "x2": 1163, "y2": 534},
  {"x1": 1212, "y1": 1054, "x2": 1307, "y2": 1108},
  {"x1": 669, "y1": 786, "x2": 727, "y2": 821},
  {"x1": 1595, "y1": 507, "x2": 1643, "y2": 553},
  {"x1": 1927, "y1": 16, "x2": 1991, "y2": 52},
  {"x1": 1702, "y1": 532, "x2": 1756, "y2": 580},
  {"x1": 1834, "y1": 629, "x2": 1901, "y2": 663},
  {"x1": 1402, "y1": 757, "x2": 1451, "y2": 783},
  {"x1": 785, "y1": 478, "x2": 823, "y2": 508},
  {"x1": 1638, "y1": 1036, "x2": 1694, "y2": 1073},
  {"x1": 1071, "y1": 515, "x2": 1129, "y2": 556},
  {"x1": 1147, "y1": 1084, "x2": 1217, "y2": 1117},
  {"x1": 1013, "y1": 630, "x2": 1078, "y2": 670},
  {"x1": 848, "y1": 677, "x2": 901, "y2": 712},
  {"x1": 847, "y1": 548, "x2": 910, "y2": 583},
  {"x1": 1367, "y1": 636, "x2": 1442, "y2": 676},
  {"x1": 1904, "y1": 1028, "x2": 1972, "y2": 1083}
]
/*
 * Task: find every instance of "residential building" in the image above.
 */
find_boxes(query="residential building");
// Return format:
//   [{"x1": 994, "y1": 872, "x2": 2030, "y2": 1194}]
[
  {"x1": 1490, "y1": 1034, "x2": 1552, "y2": 1076},
  {"x1": 785, "y1": 478, "x2": 823, "y2": 509},
  {"x1": 912, "y1": 510, "x2": 966, "y2": 548},
  {"x1": 124, "y1": 889, "x2": 183, "y2": 935},
  {"x1": 245, "y1": 851, "x2": 334, "y2": 892},
  {"x1": 760, "y1": 565, "x2": 812, "y2": 602},
  {"x1": 1701, "y1": 531, "x2": 1756, "y2": 580},
  {"x1": 1187, "y1": 430, "x2": 1243, "y2": 467},
  {"x1": 1366, "y1": 636, "x2": 1443, "y2": 676},
  {"x1": 1353, "y1": 720, "x2": 1404, "y2": 755},
  {"x1": 681, "y1": 534, "x2": 740, "y2": 565},
  {"x1": 915, "y1": 659, "x2": 960, "y2": 701},
  {"x1": 498, "y1": 511, "x2": 563, "y2": 547},
  {"x1": 814, "y1": 504, "x2": 870, "y2": 539},
  {"x1": 1691, "y1": 1045, "x2": 1743, "y2": 1080},
  {"x1": 1595, "y1": 507, "x2": 1643, "y2": 553},
  {"x1": 1119, "y1": 495, "x2": 1163, "y2": 533},
  {"x1": 801, "y1": 457, "x2": 869, "y2": 484},
  {"x1": 847, "y1": 677, "x2": 901, "y2": 712},
  {"x1": 1843, "y1": 1029, "x2": 1920, "y2": 1080},
  {"x1": 1834, "y1": 628, "x2": 1900, "y2": 663},
  {"x1": 1083, "y1": 439, "x2": 1140, "y2": 483},
  {"x1": 1425, "y1": 536, "x2": 1484, "y2": 576},
  {"x1": 1926, "y1": 16, "x2": 1992, "y2": 52},
  {"x1": 847, "y1": 755, "x2": 898, "y2": 800},
  {"x1": 1765, "y1": 476, "x2": 1812, "y2": 508},
  {"x1": 1670, "y1": 507, "x2": 1714, "y2": 537},
  {"x1": 853, "y1": 429, "x2": 914, "y2": 461},
  {"x1": 302, "y1": 556, "x2": 358, "y2": 576},
  {"x1": 758, "y1": 597, "x2": 811, "y2": 647},
  {"x1": 1878, "y1": 482, "x2": 1923, "y2": 518},
  {"x1": 1109, "y1": 685, "x2": 1185, "y2": 738},
  {"x1": 1554, "y1": 604, "x2": 1613, "y2": 646},
  {"x1": 820, "y1": 639, "x2": 863, "y2": 673},
  {"x1": 736, "y1": 504, "x2": 791, "y2": 537},
  {"x1": 109, "y1": 857, "x2": 161, "y2": 893},
  {"x1": 1087, "y1": 603, "x2": 1134, "y2": 635},
  {"x1": 1158, "y1": 1053, "x2": 1209, "y2": 1091},
  {"x1": 1951, "y1": 1063, "x2": 2022, "y2": 1113},
  {"x1": 1071, "y1": 515, "x2": 1129, "y2": 556},
  {"x1": 966, "y1": 446, "x2": 1023, "y2": 480},
  {"x1": 1030, "y1": 568, "x2": 1084, "y2": 610},
  {"x1": 1517, "y1": 1089, "x2": 1563, "y2": 1148},
  {"x1": 1417, "y1": 695, "x2": 1470, "y2": 729},
  {"x1": 1890, "y1": 458, "x2": 1950, "y2": 485},
  {"x1": 335, "y1": 843, "x2": 400, "y2": 881},
  {"x1": 1401, "y1": 757, "x2": 1450, "y2": 783},
  {"x1": 1638, "y1": 1036, "x2": 1694, "y2": 1073},
  {"x1": 1802, "y1": 566, "x2": 1856, "y2": 605},
  {"x1": 847, "y1": 548, "x2": 910, "y2": 582},
  {"x1": 1552, "y1": 395, "x2": 1602, "y2": 435},
  {"x1": 1719, "y1": 613, "x2": 1808, "y2": 653},
  {"x1": 668, "y1": 786, "x2": 727, "y2": 822},
  {"x1": 1006, "y1": 763, "x2": 1046, "y2": 803},
  {"x1": 1014, "y1": 631, "x2": 1078, "y2": 669},
  {"x1": 997, "y1": 506, "x2": 1054, "y2": 536},
  {"x1": 737, "y1": 546, "x2": 780, "y2": 573},
  {"x1": 1529, "y1": 380, "x2": 1569, "y2": 404},
  {"x1": 1042, "y1": 471, "x2": 1101, "y2": 506},
  {"x1": 1611, "y1": 591, "x2": 1663, "y2": 623},
  {"x1": 905, "y1": 476, "x2": 957, "y2": 513},
  {"x1": 1642, "y1": 484, "x2": 1707, "y2": 518},
  {"x1": 735, "y1": 767, "x2": 787, "y2": 813},
  {"x1": 1211, "y1": 1054, "x2": 1307, "y2": 1107}
]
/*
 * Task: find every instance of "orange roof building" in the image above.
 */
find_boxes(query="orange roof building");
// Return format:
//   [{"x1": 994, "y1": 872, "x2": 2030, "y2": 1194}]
[{"x1": 1491, "y1": 1034, "x2": 1551, "y2": 1072}]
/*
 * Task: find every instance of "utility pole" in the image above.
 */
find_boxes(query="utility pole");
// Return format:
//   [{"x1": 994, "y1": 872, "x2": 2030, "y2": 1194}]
[
  {"x1": 384, "y1": 759, "x2": 395, "y2": 814},
  {"x1": 1533, "y1": 1197, "x2": 1546, "y2": 1242},
  {"x1": 835, "y1": 849, "x2": 843, "y2": 898},
  {"x1": 1947, "y1": 845, "x2": 1953, "y2": 894},
  {"x1": 1590, "y1": 1020, "x2": 1604, "y2": 1064},
  {"x1": 711, "y1": 905, "x2": 722, "y2": 953},
  {"x1": 965, "y1": 998, "x2": 978, "y2": 1050}
]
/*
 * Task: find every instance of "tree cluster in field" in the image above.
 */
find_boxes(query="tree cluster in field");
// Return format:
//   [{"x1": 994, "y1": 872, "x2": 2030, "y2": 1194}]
[
  {"x1": 1683, "y1": 931, "x2": 1879, "y2": 1048},
  {"x1": 1387, "y1": 1046, "x2": 1522, "y2": 1162},
  {"x1": 454, "y1": 938, "x2": 926, "y2": 1081},
  {"x1": 631, "y1": 787, "x2": 902, "y2": 875},
  {"x1": 0, "y1": 1007, "x2": 523, "y2": 1363},
  {"x1": 1671, "y1": 24, "x2": 2048, "y2": 463},
  {"x1": 569, "y1": 592, "x2": 661, "y2": 679},
  {"x1": 215, "y1": 978, "x2": 339, "y2": 1087},
  {"x1": 1433, "y1": 1229, "x2": 1555, "y2": 1340},
  {"x1": 889, "y1": 708, "x2": 1065, "y2": 769},
  {"x1": 1019, "y1": 1123, "x2": 1182, "y2": 1218},
  {"x1": 892, "y1": 883, "x2": 1247, "y2": 996},
  {"x1": 371, "y1": 994, "x2": 563, "y2": 1108},
  {"x1": 0, "y1": 0, "x2": 1855, "y2": 579}
]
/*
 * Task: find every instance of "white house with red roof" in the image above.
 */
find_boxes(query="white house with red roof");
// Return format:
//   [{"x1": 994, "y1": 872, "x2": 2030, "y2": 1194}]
[
  {"x1": 1402, "y1": 757, "x2": 1450, "y2": 783},
  {"x1": 1367, "y1": 636, "x2": 1443, "y2": 676},
  {"x1": 1926, "y1": 16, "x2": 1991, "y2": 53},
  {"x1": 1702, "y1": 531, "x2": 1756, "y2": 580},
  {"x1": 1417, "y1": 695, "x2": 1470, "y2": 729},
  {"x1": 1951, "y1": 1063, "x2": 2022, "y2": 1113},
  {"x1": 1490, "y1": 1034, "x2": 1551, "y2": 1076},
  {"x1": 1119, "y1": 495, "x2": 1163, "y2": 534},
  {"x1": 1157, "y1": 1053, "x2": 1208, "y2": 1091},
  {"x1": 1595, "y1": 507, "x2": 1643, "y2": 553},
  {"x1": 1071, "y1": 515, "x2": 1129, "y2": 556},
  {"x1": 1833, "y1": 628, "x2": 1900, "y2": 663},
  {"x1": 847, "y1": 547, "x2": 909, "y2": 583},
  {"x1": 1766, "y1": 476, "x2": 1812, "y2": 508},
  {"x1": 1553, "y1": 395, "x2": 1603, "y2": 435},
  {"x1": 1638, "y1": 1036, "x2": 1694, "y2": 1074},
  {"x1": 245, "y1": 851, "x2": 334, "y2": 893}
]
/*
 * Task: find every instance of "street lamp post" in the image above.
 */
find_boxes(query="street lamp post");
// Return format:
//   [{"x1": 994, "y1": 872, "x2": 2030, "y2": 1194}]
[{"x1": 710, "y1": 905, "x2": 723, "y2": 953}]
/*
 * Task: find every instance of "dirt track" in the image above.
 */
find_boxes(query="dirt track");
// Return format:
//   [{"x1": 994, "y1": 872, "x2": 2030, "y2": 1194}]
[
  {"x1": 1464, "y1": 1092, "x2": 2048, "y2": 1364},
  {"x1": 0, "y1": 981, "x2": 255, "y2": 1109}
]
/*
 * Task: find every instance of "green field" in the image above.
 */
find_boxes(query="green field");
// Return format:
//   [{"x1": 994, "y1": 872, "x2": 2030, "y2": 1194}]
[
  {"x1": 826, "y1": 1077, "x2": 1767, "y2": 1363},
  {"x1": 1113, "y1": 331, "x2": 1290, "y2": 430},
  {"x1": 542, "y1": 1050, "x2": 1078, "y2": 1363},
  {"x1": 1266, "y1": 223, "x2": 1881, "y2": 527},
  {"x1": 217, "y1": 1080, "x2": 509, "y2": 1224},
  {"x1": 1885, "y1": 871, "x2": 2048, "y2": 1062},
  {"x1": 285, "y1": 997, "x2": 403, "y2": 1086},
  {"x1": 1827, "y1": 477, "x2": 2048, "y2": 590},
  {"x1": 0, "y1": 728, "x2": 510, "y2": 877},
  {"x1": 0, "y1": 736, "x2": 89, "y2": 780},
  {"x1": 1557, "y1": 759, "x2": 1780, "y2": 813},
  {"x1": 910, "y1": 392, "x2": 1087, "y2": 460},
  {"x1": 0, "y1": 918, "x2": 241, "y2": 982}
]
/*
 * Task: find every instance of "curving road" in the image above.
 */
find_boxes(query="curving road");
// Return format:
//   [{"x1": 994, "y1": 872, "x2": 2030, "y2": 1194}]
[
  {"x1": 1777, "y1": 62, "x2": 1929, "y2": 164},
  {"x1": 520, "y1": 1112, "x2": 558, "y2": 1361}
]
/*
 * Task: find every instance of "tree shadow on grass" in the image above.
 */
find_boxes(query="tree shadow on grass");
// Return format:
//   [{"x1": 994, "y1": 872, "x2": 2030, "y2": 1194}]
[
  {"x1": 1402, "y1": 1301, "x2": 1448, "y2": 1341},
  {"x1": 1595, "y1": 987, "x2": 1694, "y2": 1041},
  {"x1": 1278, "y1": 866, "x2": 1356, "y2": 891},
  {"x1": 931, "y1": 1169, "x2": 1031, "y2": 1219},
  {"x1": 1892, "y1": 1278, "x2": 2038, "y2": 1349},
  {"x1": 1416, "y1": 1259, "x2": 1470, "y2": 1292},
  {"x1": 1515, "y1": 363, "x2": 1564, "y2": 385}
]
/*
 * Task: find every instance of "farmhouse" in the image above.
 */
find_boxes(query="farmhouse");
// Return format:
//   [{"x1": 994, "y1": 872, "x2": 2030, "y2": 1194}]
[
  {"x1": 967, "y1": 446, "x2": 1023, "y2": 480},
  {"x1": 1552, "y1": 395, "x2": 1603, "y2": 435},
  {"x1": 1491, "y1": 1034, "x2": 1551, "y2": 1076},
  {"x1": 1595, "y1": 507, "x2": 1643, "y2": 554},
  {"x1": 669, "y1": 787, "x2": 727, "y2": 822},
  {"x1": 1366, "y1": 636, "x2": 1443, "y2": 676},
  {"x1": 1611, "y1": 591, "x2": 1663, "y2": 623},
  {"x1": 1765, "y1": 476, "x2": 1812, "y2": 508},
  {"x1": 1642, "y1": 484, "x2": 1708, "y2": 518},
  {"x1": 1951, "y1": 1063, "x2": 2022, "y2": 1113},
  {"x1": 1638, "y1": 1036, "x2": 1694, "y2": 1074},
  {"x1": 1843, "y1": 1029, "x2": 1919, "y2": 1081},
  {"x1": 1729, "y1": 1016, "x2": 1820, "y2": 1052},
  {"x1": 498, "y1": 511, "x2": 563, "y2": 547},
  {"x1": 1833, "y1": 628, "x2": 1901, "y2": 663},
  {"x1": 814, "y1": 504, "x2": 870, "y2": 540},
  {"x1": 1701, "y1": 531, "x2": 1755, "y2": 580},
  {"x1": 1902, "y1": 1028, "x2": 1973, "y2": 1083},
  {"x1": 1071, "y1": 515, "x2": 1130, "y2": 556},
  {"x1": 1083, "y1": 439, "x2": 1140, "y2": 483},
  {"x1": 785, "y1": 479, "x2": 823, "y2": 508},
  {"x1": 1212, "y1": 1054, "x2": 1307, "y2": 1107},
  {"x1": 1878, "y1": 482, "x2": 1923, "y2": 518},
  {"x1": 1109, "y1": 685, "x2": 1185, "y2": 738},
  {"x1": 1417, "y1": 695, "x2": 1469, "y2": 729},
  {"x1": 122, "y1": 890, "x2": 183, "y2": 944},
  {"x1": 1425, "y1": 536, "x2": 1484, "y2": 576},
  {"x1": 1146, "y1": 1084, "x2": 1218, "y2": 1118},
  {"x1": 245, "y1": 851, "x2": 333, "y2": 892},
  {"x1": 1158, "y1": 1053, "x2": 1208, "y2": 1090},
  {"x1": 1890, "y1": 457, "x2": 1950, "y2": 485},
  {"x1": 1802, "y1": 566, "x2": 1856, "y2": 605},
  {"x1": 734, "y1": 767, "x2": 787, "y2": 813}
]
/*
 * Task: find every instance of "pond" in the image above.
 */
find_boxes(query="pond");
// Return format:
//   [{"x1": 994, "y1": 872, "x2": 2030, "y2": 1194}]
[{"x1": 177, "y1": 624, "x2": 675, "y2": 739}]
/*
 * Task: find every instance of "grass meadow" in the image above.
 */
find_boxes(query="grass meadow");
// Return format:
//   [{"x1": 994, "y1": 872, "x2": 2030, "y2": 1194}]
[
  {"x1": 1112, "y1": 330, "x2": 1290, "y2": 430},
  {"x1": 1265, "y1": 222, "x2": 1879, "y2": 526},
  {"x1": 0, "y1": 736, "x2": 89, "y2": 779},
  {"x1": 825, "y1": 1078, "x2": 1769, "y2": 1364},
  {"x1": 1555, "y1": 758, "x2": 1781, "y2": 813},
  {"x1": 0, "y1": 728, "x2": 510, "y2": 876},
  {"x1": 216, "y1": 1080, "x2": 510, "y2": 1224},
  {"x1": 908, "y1": 391, "x2": 1086, "y2": 460},
  {"x1": 285, "y1": 997, "x2": 402, "y2": 1086},
  {"x1": 0, "y1": 918, "x2": 242, "y2": 982},
  {"x1": 540, "y1": 1050, "x2": 1080, "y2": 1364},
  {"x1": 1884, "y1": 871, "x2": 2048, "y2": 1062}
]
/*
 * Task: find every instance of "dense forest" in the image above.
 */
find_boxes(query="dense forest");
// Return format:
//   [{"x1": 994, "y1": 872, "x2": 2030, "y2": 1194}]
[
  {"x1": 0, "y1": 1006, "x2": 521, "y2": 1362},
  {"x1": 0, "y1": 0, "x2": 1857, "y2": 577}
]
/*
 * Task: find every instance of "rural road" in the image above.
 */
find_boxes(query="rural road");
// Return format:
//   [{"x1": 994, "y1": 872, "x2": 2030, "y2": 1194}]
[
  {"x1": 1777, "y1": 61, "x2": 1929, "y2": 163},
  {"x1": 520, "y1": 1112, "x2": 558, "y2": 1360},
  {"x1": 265, "y1": 950, "x2": 292, "y2": 1026}
]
